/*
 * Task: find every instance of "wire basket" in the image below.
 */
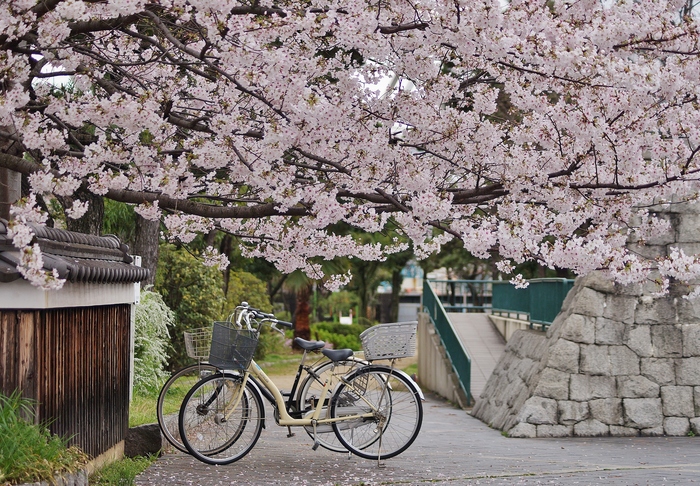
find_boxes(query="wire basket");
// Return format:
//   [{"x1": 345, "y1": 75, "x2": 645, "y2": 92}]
[
  {"x1": 184, "y1": 327, "x2": 213, "y2": 360},
  {"x1": 208, "y1": 322, "x2": 259, "y2": 371},
  {"x1": 360, "y1": 321, "x2": 418, "y2": 360}
]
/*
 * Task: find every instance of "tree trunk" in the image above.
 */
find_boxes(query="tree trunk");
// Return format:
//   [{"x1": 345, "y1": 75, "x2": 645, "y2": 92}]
[
  {"x1": 293, "y1": 284, "x2": 312, "y2": 347},
  {"x1": 390, "y1": 269, "x2": 403, "y2": 322},
  {"x1": 132, "y1": 214, "x2": 159, "y2": 286},
  {"x1": 60, "y1": 189, "x2": 104, "y2": 235}
]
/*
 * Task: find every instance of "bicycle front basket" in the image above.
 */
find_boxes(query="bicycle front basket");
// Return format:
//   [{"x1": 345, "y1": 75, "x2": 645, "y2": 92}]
[
  {"x1": 360, "y1": 321, "x2": 418, "y2": 360},
  {"x1": 208, "y1": 322, "x2": 259, "y2": 370}
]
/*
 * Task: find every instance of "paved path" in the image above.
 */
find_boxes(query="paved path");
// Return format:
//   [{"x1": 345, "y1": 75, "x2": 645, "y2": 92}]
[
  {"x1": 135, "y1": 393, "x2": 700, "y2": 485},
  {"x1": 447, "y1": 312, "x2": 506, "y2": 399}
]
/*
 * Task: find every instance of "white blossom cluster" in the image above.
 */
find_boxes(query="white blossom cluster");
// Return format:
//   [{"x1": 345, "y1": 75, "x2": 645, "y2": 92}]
[{"x1": 2, "y1": 0, "x2": 700, "y2": 290}]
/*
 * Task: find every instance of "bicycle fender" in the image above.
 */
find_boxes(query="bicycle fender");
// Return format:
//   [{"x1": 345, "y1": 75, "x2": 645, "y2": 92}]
[
  {"x1": 345, "y1": 364, "x2": 425, "y2": 401},
  {"x1": 245, "y1": 376, "x2": 267, "y2": 429}
]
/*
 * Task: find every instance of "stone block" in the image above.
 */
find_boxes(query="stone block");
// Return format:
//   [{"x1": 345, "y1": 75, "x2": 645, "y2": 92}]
[
  {"x1": 626, "y1": 326, "x2": 653, "y2": 358},
  {"x1": 641, "y1": 426, "x2": 665, "y2": 436},
  {"x1": 609, "y1": 425, "x2": 640, "y2": 437},
  {"x1": 595, "y1": 318, "x2": 626, "y2": 345},
  {"x1": 623, "y1": 398, "x2": 663, "y2": 429},
  {"x1": 650, "y1": 325, "x2": 683, "y2": 358},
  {"x1": 661, "y1": 386, "x2": 694, "y2": 417},
  {"x1": 664, "y1": 417, "x2": 690, "y2": 436},
  {"x1": 570, "y1": 375, "x2": 616, "y2": 401},
  {"x1": 676, "y1": 357, "x2": 700, "y2": 386},
  {"x1": 682, "y1": 324, "x2": 700, "y2": 356},
  {"x1": 574, "y1": 419, "x2": 610, "y2": 437},
  {"x1": 690, "y1": 417, "x2": 700, "y2": 435},
  {"x1": 580, "y1": 344, "x2": 611, "y2": 375},
  {"x1": 676, "y1": 212, "x2": 700, "y2": 242},
  {"x1": 641, "y1": 358, "x2": 675, "y2": 386},
  {"x1": 568, "y1": 288, "x2": 606, "y2": 318},
  {"x1": 536, "y1": 425, "x2": 573, "y2": 438},
  {"x1": 603, "y1": 295, "x2": 637, "y2": 324},
  {"x1": 547, "y1": 339, "x2": 580, "y2": 373},
  {"x1": 579, "y1": 271, "x2": 616, "y2": 294},
  {"x1": 533, "y1": 368, "x2": 570, "y2": 400},
  {"x1": 695, "y1": 387, "x2": 700, "y2": 416},
  {"x1": 626, "y1": 242, "x2": 667, "y2": 260},
  {"x1": 589, "y1": 398, "x2": 623, "y2": 425},
  {"x1": 635, "y1": 296, "x2": 677, "y2": 325},
  {"x1": 617, "y1": 375, "x2": 660, "y2": 398},
  {"x1": 677, "y1": 299, "x2": 700, "y2": 326},
  {"x1": 559, "y1": 400, "x2": 590, "y2": 425},
  {"x1": 609, "y1": 345, "x2": 641, "y2": 375},
  {"x1": 559, "y1": 314, "x2": 595, "y2": 344},
  {"x1": 516, "y1": 397, "x2": 558, "y2": 425},
  {"x1": 124, "y1": 424, "x2": 163, "y2": 458},
  {"x1": 508, "y1": 422, "x2": 537, "y2": 438}
]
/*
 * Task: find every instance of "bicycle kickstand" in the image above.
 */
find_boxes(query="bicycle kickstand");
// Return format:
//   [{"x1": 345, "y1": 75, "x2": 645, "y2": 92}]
[
  {"x1": 286, "y1": 426, "x2": 295, "y2": 438},
  {"x1": 311, "y1": 420, "x2": 320, "y2": 450}
]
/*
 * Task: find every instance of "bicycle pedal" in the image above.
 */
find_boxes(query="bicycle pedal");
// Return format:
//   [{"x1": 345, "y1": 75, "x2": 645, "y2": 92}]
[{"x1": 312, "y1": 440, "x2": 320, "y2": 451}]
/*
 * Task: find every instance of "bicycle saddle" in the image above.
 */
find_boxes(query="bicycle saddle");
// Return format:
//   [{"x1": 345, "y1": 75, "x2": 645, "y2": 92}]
[
  {"x1": 294, "y1": 337, "x2": 326, "y2": 351},
  {"x1": 322, "y1": 348, "x2": 354, "y2": 362}
]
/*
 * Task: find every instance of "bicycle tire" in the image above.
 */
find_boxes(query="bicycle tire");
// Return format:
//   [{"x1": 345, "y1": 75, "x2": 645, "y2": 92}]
[
  {"x1": 296, "y1": 358, "x2": 366, "y2": 452},
  {"x1": 179, "y1": 372, "x2": 264, "y2": 465},
  {"x1": 156, "y1": 363, "x2": 219, "y2": 453},
  {"x1": 330, "y1": 365, "x2": 422, "y2": 460}
]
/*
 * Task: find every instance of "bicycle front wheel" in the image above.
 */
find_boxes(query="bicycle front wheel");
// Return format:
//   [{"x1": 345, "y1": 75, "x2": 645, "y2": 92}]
[
  {"x1": 330, "y1": 365, "x2": 422, "y2": 460},
  {"x1": 179, "y1": 372, "x2": 264, "y2": 465},
  {"x1": 157, "y1": 363, "x2": 219, "y2": 453}
]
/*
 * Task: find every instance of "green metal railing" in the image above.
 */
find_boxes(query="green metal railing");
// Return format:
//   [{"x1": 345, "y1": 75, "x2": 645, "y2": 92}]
[
  {"x1": 422, "y1": 280, "x2": 473, "y2": 405},
  {"x1": 428, "y1": 278, "x2": 574, "y2": 328}
]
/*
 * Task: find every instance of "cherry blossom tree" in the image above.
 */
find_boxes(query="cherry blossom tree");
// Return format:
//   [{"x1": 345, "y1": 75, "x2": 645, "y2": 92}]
[{"x1": 2, "y1": 0, "x2": 700, "y2": 292}]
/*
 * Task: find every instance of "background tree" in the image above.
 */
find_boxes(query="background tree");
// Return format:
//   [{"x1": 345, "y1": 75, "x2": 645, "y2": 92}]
[
  {"x1": 3, "y1": 2, "x2": 700, "y2": 293},
  {"x1": 155, "y1": 244, "x2": 226, "y2": 370}
]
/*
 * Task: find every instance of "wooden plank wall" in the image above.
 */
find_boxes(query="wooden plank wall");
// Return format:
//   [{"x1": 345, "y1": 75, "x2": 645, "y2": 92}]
[{"x1": 0, "y1": 304, "x2": 131, "y2": 458}]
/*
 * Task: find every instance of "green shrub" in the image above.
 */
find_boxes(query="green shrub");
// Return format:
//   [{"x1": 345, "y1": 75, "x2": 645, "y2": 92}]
[
  {"x1": 155, "y1": 244, "x2": 226, "y2": 370},
  {"x1": 0, "y1": 391, "x2": 88, "y2": 485},
  {"x1": 133, "y1": 288, "x2": 174, "y2": 394},
  {"x1": 311, "y1": 321, "x2": 371, "y2": 350},
  {"x1": 224, "y1": 270, "x2": 272, "y2": 315},
  {"x1": 90, "y1": 455, "x2": 156, "y2": 485}
]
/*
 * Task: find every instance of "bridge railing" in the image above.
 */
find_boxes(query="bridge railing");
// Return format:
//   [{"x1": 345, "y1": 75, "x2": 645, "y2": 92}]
[
  {"x1": 427, "y1": 278, "x2": 574, "y2": 328},
  {"x1": 422, "y1": 279, "x2": 473, "y2": 405}
]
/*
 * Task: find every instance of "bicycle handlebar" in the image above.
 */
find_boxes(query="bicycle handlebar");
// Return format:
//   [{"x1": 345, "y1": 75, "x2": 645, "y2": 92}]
[{"x1": 234, "y1": 302, "x2": 294, "y2": 330}]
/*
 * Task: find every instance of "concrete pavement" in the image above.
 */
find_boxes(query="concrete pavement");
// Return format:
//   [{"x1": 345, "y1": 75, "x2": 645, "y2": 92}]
[{"x1": 135, "y1": 393, "x2": 700, "y2": 485}]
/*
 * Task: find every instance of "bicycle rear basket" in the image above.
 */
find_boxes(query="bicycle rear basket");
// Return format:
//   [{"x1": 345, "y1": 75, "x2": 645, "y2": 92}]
[
  {"x1": 208, "y1": 322, "x2": 259, "y2": 370},
  {"x1": 360, "y1": 321, "x2": 418, "y2": 360},
  {"x1": 183, "y1": 327, "x2": 212, "y2": 360}
]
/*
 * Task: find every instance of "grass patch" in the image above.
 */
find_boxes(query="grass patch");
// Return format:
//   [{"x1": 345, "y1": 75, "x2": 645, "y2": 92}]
[
  {"x1": 0, "y1": 391, "x2": 89, "y2": 485},
  {"x1": 90, "y1": 456, "x2": 156, "y2": 485},
  {"x1": 129, "y1": 392, "x2": 159, "y2": 427},
  {"x1": 402, "y1": 362, "x2": 418, "y2": 377}
]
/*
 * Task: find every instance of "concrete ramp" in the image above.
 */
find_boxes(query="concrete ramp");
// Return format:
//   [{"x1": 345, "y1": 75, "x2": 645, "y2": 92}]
[{"x1": 446, "y1": 313, "x2": 506, "y2": 400}]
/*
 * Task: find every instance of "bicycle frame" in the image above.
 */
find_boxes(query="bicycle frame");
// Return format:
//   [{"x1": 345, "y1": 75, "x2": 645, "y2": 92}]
[{"x1": 224, "y1": 358, "x2": 379, "y2": 428}]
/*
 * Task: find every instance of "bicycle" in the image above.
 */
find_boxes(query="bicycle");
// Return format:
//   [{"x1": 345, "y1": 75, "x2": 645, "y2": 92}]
[
  {"x1": 156, "y1": 308, "x2": 367, "y2": 453},
  {"x1": 177, "y1": 304, "x2": 423, "y2": 465}
]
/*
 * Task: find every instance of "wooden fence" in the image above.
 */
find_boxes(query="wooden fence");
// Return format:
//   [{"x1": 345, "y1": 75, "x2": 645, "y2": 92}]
[{"x1": 0, "y1": 304, "x2": 131, "y2": 458}]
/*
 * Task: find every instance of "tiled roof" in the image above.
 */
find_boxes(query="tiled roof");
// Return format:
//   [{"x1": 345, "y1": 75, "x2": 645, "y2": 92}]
[{"x1": 0, "y1": 220, "x2": 150, "y2": 284}]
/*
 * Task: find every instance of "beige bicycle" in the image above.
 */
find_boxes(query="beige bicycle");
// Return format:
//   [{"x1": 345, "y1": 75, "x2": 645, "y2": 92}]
[{"x1": 177, "y1": 303, "x2": 423, "y2": 465}]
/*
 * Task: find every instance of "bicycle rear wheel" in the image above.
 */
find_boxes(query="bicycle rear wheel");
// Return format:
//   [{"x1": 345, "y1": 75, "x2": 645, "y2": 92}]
[
  {"x1": 297, "y1": 358, "x2": 366, "y2": 452},
  {"x1": 157, "y1": 363, "x2": 219, "y2": 453},
  {"x1": 179, "y1": 372, "x2": 264, "y2": 465},
  {"x1": 330, "y1": 365, "x2": 422, "y2": 460}
]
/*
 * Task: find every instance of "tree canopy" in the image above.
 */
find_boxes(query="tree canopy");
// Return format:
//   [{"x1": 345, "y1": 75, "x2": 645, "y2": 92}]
[{"x1": 2, "y1": 0, "x2": 700, "y2": 291}]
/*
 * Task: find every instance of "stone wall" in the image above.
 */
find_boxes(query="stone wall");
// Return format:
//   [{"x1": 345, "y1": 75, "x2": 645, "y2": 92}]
[{"x1": 474, "y1": 271, "x2": 700, "y2": 437}]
